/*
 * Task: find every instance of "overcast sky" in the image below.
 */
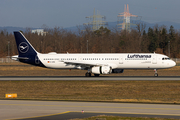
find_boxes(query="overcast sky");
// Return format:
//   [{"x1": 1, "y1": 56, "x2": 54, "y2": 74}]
[{"x1": 0, "y1": 0, "x2": 180, "y2": 28}]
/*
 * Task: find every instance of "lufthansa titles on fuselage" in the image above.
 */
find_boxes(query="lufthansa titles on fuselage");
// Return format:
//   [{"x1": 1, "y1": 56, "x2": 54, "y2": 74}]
[{"x1": 127, "y1": 54, "x2": 151, "y2": 58}]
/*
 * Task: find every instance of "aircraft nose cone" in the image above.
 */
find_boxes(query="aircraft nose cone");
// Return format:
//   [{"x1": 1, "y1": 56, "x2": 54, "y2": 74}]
[
  {"x1": 171, "y1": 61, "x2": 176, "y2": 67},
  {"x1": 173, "y1": 61, "x2": 176, "y2": 66}
]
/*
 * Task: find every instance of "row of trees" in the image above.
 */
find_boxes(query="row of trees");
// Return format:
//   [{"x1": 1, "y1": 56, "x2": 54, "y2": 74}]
[{"x1": 0, "y1": 24, "x2": 180, "y2": 58}]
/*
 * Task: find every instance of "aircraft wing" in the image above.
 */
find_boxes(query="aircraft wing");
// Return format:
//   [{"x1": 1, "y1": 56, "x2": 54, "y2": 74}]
[{"x1": 61, "y1": 61, "x2": 108, "y2": 67}]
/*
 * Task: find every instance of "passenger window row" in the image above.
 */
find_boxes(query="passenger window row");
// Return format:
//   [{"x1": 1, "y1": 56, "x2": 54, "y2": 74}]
[
  {"x1": 61, "y1": 58, "x2": 77, "y2": 61},
  {"x1": 83, "y1": 58, "x2": 119, "y2": 60},
  {"x1": 44, "y1": 58, "x2": 59, "y2": 60},
  {"x1": 44, "y1": 58, "x2": 119, "y2": 61}
]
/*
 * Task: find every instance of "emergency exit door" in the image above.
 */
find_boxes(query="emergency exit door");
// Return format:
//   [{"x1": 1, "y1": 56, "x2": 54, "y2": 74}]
[{"x1": 152, "y1": 55, "x2": 157, "y2": 64}]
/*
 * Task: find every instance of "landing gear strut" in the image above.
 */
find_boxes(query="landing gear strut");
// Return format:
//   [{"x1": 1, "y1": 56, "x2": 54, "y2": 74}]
[
  {"x1": 85, "y1": 72, "x2": 91, "y2": 77},
  {"x1": 154, "y1": 69, "x2": 158, "y2": 77}
]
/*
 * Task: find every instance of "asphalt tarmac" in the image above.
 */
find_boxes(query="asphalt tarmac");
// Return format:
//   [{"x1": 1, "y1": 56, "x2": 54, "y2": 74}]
[
  {"x1": 0, "y1": 76, "x2": 180, "y2": 80},
  {"x1": 1, "y1": 100, "x2": 180, "y2": 120}
]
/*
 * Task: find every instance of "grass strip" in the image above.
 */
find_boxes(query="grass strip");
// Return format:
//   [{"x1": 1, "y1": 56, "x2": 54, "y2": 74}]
[
  {"x1": 71, "y1": 115, "x2": 179, "y2": 120},
  {"x1": 1, "y1": 80, "x2": 180, "y2": 104},
  {"x1": 0, "y1": 63, "x2": 180, "y2": 76}
]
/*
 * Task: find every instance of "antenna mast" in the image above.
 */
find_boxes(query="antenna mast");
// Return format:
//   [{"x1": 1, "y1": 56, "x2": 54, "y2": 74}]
[
  {"x1": 84, "y1": 8, "x2": 107, "y2": 31},
  {"x1": 117, "y1": 4, "x2": 138, "y2": 32}
]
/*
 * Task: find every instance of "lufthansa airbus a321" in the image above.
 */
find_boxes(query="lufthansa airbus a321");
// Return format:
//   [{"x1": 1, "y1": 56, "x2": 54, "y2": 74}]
[{"x1": 11, "y1": 31, "x2": 176, "y2": 77}]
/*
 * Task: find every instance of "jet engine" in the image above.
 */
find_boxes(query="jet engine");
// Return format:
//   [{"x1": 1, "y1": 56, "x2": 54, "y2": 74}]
[
  {"x1": 112, "y1": 69, "x2": 124, "y2": 73},
  {"x1": 91, "y1": 66, "x2": 112, "y2": 74}
]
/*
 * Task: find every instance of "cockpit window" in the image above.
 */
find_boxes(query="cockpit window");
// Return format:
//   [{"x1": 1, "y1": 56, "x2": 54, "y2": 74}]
[{"x1": 162, "y1": 57, "x2": 170, "y2": 60}]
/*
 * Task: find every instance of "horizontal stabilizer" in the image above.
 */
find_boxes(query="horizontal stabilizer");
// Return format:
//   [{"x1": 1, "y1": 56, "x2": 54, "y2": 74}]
[{"x1": 11, "y1": 55, "x2": 29, "y2": 61}]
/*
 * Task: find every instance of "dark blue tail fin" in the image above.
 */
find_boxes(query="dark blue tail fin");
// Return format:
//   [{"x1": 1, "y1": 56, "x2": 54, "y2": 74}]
[
  {"x1": 14, "y1": 31, "x2": 37, "y2": 57},
  {"x1": 13, "y1": 31, "x2": 41, "y2": 66}
]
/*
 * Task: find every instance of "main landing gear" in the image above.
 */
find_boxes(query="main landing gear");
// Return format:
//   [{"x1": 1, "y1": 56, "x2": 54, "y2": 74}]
[
  {"x1": 85, "y1": 72, "x2": 100, "y2": 77},
  {"x1": 154, "y1": 69, "x2": 158, "y2": 77},
  {"x1": 85, "y1": 72, "x2": 91, "y2": 77},
  {"x1": 94, "y1": 74, "x2": 100, "y2": 77}
]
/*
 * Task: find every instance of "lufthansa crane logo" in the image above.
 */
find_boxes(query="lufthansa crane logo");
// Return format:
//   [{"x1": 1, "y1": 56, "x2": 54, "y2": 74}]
[{"x1": 19, "y1": 42, "x2": 29, "y2": 53}]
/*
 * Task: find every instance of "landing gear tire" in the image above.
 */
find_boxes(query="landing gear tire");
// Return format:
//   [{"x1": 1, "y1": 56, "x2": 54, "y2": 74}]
[
  {"x1": 85, "y1": 72, "x2": 91, "y2": 77},
  {"x1": 154, "y1": 69, "x2": 158, "y2": 77},
  {"x1": 94, "y1": 74, "x2": 100, "y2": 77},
  {"x1": 154, "y1": 73, "x2": 158, "y2": 77}
]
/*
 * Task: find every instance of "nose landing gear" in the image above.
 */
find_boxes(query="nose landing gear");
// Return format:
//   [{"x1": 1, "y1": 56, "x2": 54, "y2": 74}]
[{"x1": 154, "y1": 69, "x2": 158, "y2": 77}]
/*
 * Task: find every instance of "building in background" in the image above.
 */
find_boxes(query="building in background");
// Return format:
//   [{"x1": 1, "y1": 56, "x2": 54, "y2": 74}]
[{"x1": 32, "y1": 29, "x2": 47, "y2": 36}]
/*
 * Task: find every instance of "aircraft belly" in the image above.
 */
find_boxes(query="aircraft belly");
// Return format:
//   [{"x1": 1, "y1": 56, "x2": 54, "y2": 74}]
[{"x1": 120, "y1": 61, "x2": 154, "y2": 69}]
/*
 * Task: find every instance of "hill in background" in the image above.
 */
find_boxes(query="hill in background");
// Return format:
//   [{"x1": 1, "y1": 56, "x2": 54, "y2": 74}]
[{"x1": 1, "y1": 20, "x2": 180, "y2": 34}]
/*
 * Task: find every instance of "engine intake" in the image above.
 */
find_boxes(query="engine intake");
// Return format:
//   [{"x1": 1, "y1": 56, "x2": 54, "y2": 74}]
[{"x1": 91, "y1": 66, "x2": 112, "y2": 74}]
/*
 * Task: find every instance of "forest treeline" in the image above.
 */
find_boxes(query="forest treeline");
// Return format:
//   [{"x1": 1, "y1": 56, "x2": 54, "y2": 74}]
[{"x1": 0, "y1": 23, "x2": 180, "y2": 58}]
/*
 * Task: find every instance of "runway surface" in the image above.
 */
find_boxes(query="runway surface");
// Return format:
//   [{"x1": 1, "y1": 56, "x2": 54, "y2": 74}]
[
  {"x1": 1, "y1": 100, "x2": 180, "y2": 120},
  {"x1": 0, "y1": 76, "x2": 180, "y2": 80}
]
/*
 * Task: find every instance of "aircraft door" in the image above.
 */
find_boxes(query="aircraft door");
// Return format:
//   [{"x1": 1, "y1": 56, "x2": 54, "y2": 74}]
[
  {"x1": 119, "y1": 56, "x2": 123, "y2": 64},
  {"x1": 78, "y1": 56, "x2": 82, "y2": 61},
  {"x1": 152, "y1": 55, "x2": 157, "y2": 64}
]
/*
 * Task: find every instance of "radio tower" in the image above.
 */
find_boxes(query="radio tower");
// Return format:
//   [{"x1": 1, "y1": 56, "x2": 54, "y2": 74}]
[
  {"x1": 117, "y1": 4, "x2": 138, "y2": 32},
  {"x1": 84, "y1": 8, "x2": 107, "y2": 31}
]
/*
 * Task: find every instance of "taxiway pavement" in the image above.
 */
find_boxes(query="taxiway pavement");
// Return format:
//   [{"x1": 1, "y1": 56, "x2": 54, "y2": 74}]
[
  {"x1": 1, "y1": 100, "x2": 180, "y2": 120},
  {"x1": 0, "y1": 76, "x2": 180, "y2": 80}
]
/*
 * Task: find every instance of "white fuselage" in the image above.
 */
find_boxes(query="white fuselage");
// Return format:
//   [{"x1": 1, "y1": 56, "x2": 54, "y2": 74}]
[
  {"x1": 38, "y1": 53, "x2": 176, "y2": 70},
  {"x1": 12, "y1": 31, "x2": 176, "y2": 76}
]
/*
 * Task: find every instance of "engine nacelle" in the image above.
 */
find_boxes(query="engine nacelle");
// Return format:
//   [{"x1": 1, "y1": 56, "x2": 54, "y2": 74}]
[
  {"x1": 112, "y1": 69, "x2": 124, "y2": 73},
  {"x1": 91, "y1": 66, "x2": 112, "y2": 74}
]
